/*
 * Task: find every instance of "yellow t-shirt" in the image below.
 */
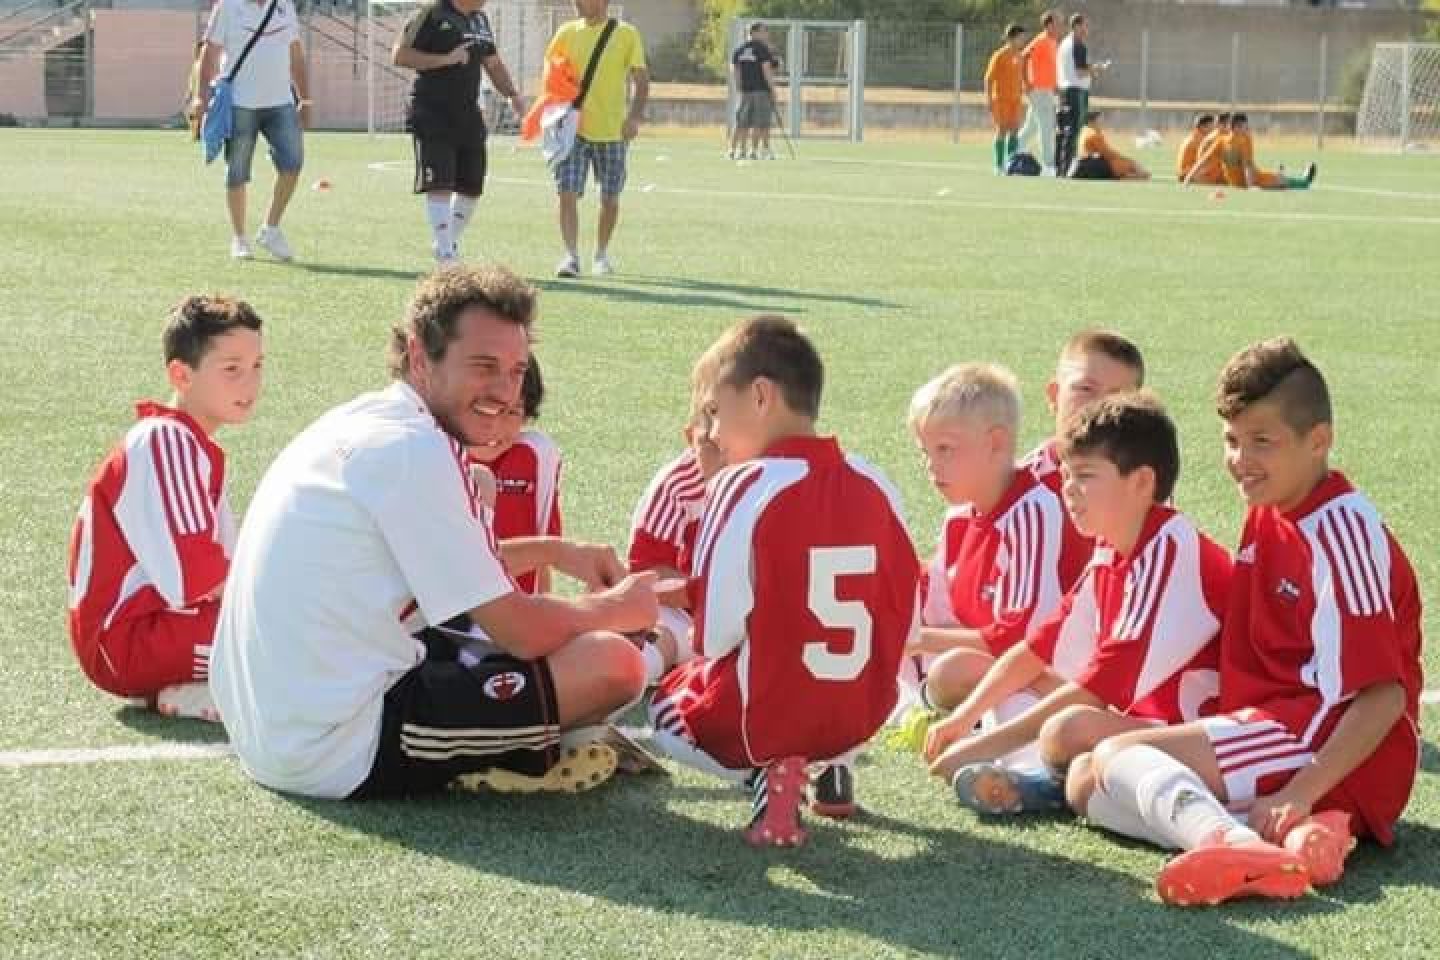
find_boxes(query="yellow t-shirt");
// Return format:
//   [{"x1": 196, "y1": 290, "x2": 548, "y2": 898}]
[{"x1": 546, "y1": 19, "x2": 647, "y2": 143}]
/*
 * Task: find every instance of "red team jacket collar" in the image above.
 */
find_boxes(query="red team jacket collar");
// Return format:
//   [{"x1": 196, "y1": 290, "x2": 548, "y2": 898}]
[
  {"x1": 760, "y1": 434, "x2": 843, "y2": 465},
  {"x1": 133, "y1": 401, "x2": 224, "y2": 463},
  {"x1": 1281, "y1": 470, "x2": 1351, "y2": 522},
  {"x1": 978, "y1": 466, "x2": 1040, "y2": 523},
  {"x1": 1106, "y1": 502, "x2": 1178, "y2": 564}
]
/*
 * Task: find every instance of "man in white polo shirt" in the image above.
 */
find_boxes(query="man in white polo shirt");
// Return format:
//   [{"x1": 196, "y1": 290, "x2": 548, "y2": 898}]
[
  {"x1": 194, "y1": 0, "x2": 310, "y2": 261},
  {"x1": 209, "y1": 265, "x2": 658, "y2": 800},
  {"x1": 1055, "y1": 13, "x2": 1107, "y2": 178}
]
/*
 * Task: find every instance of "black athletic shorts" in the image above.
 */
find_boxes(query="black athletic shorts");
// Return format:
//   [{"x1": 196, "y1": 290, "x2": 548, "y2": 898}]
[
  {"x1": 349, "y1": 625, "x2": 560, "y2": 798},
  {"x1": 412, "y1": 123, "x2": 488, "y2": 195}
]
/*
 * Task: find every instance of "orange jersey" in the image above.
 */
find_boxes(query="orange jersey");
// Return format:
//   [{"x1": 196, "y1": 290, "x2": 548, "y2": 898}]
[
  {"x1": 1023, "y1": 33, "x2": 1057, "y2": 92},
  {"x1": 1219, "y1": 130, "x2": 1250, "y2": 186},
  {"x1": 1177, "y1": 129, "x2": 1206, "y2": 178},
  {"x1": 985, "y1": 46, "x2": 1025, "y2": 106},
  {"x1": 1186, "y1": 128, "x2": 1226, "y2": 184},
  {"x1": 1080, "y1": 126, "x2": 1141, "y2": 178}
]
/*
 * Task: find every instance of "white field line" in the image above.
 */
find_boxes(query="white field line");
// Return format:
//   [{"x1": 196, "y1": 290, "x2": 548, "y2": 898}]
[
  {"x1": 0, "y1": 742, "x2": 233, "y2": 769},
  {"x1": 364, "y1": 161, "x2": 1440, "y2": 227}
]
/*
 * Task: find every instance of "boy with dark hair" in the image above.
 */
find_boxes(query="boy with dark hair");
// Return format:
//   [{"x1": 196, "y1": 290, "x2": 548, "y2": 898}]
[
  {"x1": 68, "y1": 296, "x2": 264, "y2": 721},
  {"x1": 468, "y1": 357, "x2": 563, "y2": 594},
  {"x1": 1071, "y1": 111, "x2": 1149, "y2": 180},
  {"x1": 925, "y1": 392, "x2": 1231, "y2": 817},
  {"x1": 648, "y1": 315, "x2": 921, "y2": 847},
  {"x1": 1082, "y1": 338, "x2": 1422, "y2": 906},
  {"x1": 1183, "y1": 112, "x2": 1230, "y2": 187},
  {"x1": 1220, "y1": 114, "x2": 1316, "y2": 190}
]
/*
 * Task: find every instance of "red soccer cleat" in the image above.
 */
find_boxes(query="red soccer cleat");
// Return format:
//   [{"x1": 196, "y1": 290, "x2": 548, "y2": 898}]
[
  {"x1": 744, "y1": 756, "x2": 810, "y2": 848},
  {"x1": 1156, "y1": 840, "x2": 1311, "y2": 906},
  {"x1": 1284, "y1": 811, "x2": 1356, "y2": 887}
]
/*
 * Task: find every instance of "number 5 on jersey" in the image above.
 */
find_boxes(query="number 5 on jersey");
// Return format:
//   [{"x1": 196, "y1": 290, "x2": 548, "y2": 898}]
[{"x1": 803, "y1": 545, "x2": 876, "y2": 682}]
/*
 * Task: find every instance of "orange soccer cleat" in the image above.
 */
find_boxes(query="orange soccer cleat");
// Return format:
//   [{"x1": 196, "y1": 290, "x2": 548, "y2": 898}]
[
  {"x1": 1156, "y1": 839, "x2": 1311, "y2": 907},
  {"x1": 1284, "y1": 811, "x2": 1356, "y2": 887}
]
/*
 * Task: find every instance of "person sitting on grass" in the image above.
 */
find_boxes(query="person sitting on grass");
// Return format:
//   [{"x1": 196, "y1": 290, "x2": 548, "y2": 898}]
[
  {"x1": 67, "y1": 295, "x2": 264, "y2": 723},
  {"x1": 1069, "y1": 111, "x2": 1150, "y2": 180}
]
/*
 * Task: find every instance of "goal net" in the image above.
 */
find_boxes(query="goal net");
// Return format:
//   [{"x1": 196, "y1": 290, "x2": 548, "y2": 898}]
[
  {"x1": 364, "y1": 0, "x2": 610, "y2": 136},
  {"x1": 1355, "y1": 42, "x2": 1440, "y2": 153}
]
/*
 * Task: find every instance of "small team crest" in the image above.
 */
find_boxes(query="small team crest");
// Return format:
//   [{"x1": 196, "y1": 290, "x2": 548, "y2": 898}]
[
  {"x1": 483, "y1": 671, "x2": 527, "y2": 701},
  {"x1": 1274, "y1": 578, "x2": 1302, "y2": 604}
]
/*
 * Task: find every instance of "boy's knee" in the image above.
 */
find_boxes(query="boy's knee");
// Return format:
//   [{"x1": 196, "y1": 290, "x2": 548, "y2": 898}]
[
  {"x1": 1065, "y1": 751, "x2": 1097, "y2": 814},
  {"x1": 592, "y1": 632, "x2": 646, "y2": 701},
  {"x1": 1039, "y1": 704, "x2": 1100, "y2": 765}
]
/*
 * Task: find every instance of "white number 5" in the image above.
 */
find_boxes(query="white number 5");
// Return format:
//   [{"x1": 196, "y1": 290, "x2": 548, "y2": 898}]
[{"x1": 802, "y1": 546, "x2": 876, "y2": 682}]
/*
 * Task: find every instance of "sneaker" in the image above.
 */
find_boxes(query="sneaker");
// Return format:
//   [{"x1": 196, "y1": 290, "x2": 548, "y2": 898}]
[
  {"x1": 255, "y1": 224, "x2": 293, "y2": 261},
  {"x1": 155, "y1": 681, "x2": 221, "y2": 722},
  {"x1": 555, "y1": 254, "x2": 581, "y2": 278},
  {"x1": 744, "y1": 755, "x2": 809, "y2": 848},
  {"x1": 1304, "y1": 162, "x2": 1318, "y2": 186},
  {"x1": 952, "y1": 762, "x2": 1065, "y2": 816},
  {"x1": 1283, "y1": 811, "x2": 1355, "y2": 887},
  {"x1": 1156, "y1": 839, "x2": 1310, "y2": 906},
  {"x1": 882, "y1": 704, "x2": 939, "y2": 753},
  {"x1": 230, "y1": 235, "x2": 253, "y2": 259},
  {"x1": 453, "y1": 742, "x2": 618, "y2": 794},
  {"x1": 561, "y1": 724, "x2": 668, "y2": 776},
  {"x1": 591, "y1": 253, "x2": 614, "y2": 277},
  {"x1": 811, "y1": 764, "x2": 857, "y2": 819}
]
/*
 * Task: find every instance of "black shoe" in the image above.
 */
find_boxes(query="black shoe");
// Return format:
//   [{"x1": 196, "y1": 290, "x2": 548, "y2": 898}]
[
  {"x1": 811, "y1": 764, "x2": 857, "y2": 819},
  {"x1": 1304, "y1": 162, "x2": 1318, "y2": 187}
]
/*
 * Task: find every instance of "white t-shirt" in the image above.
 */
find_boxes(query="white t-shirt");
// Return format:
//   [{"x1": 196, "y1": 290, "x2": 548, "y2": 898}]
[
  {"x1": 209, "y1": 381, "x2": 514, "y2": 799},
  {"x1": 204, "y1": 0, "x2": 300, "y2": 109},
  {"x1": 1057, "y1": 33, "x2": 1090, "y2": 91}
]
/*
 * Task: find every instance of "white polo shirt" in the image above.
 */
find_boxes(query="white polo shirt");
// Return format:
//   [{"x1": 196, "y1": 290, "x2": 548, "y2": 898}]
[
  {"x1": 204, "y1": 0, "x2": 300, "y2": 109},
  {"x1": 210, "y1": 381, "x2": 514, "y2": 799},
  {"x1": 1057, "y1": 33, "x2": 1090, "y2": 91}
]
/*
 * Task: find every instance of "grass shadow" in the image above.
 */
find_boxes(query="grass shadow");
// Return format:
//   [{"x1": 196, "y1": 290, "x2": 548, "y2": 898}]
[
  {"x1": 112, "y1": 704, "x2": 229, "y2": 744},
  {"x1": 294, "y1": 773, "x2": 1323, "y2": 959},
  {"x1": 533, "y1": 274, "x2": 905, "y2": 315}
]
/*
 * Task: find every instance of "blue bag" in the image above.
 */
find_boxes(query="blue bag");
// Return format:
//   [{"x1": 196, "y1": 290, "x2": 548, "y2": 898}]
[{"x1": 200, "y1": 0, "x2": 279, "y2": 164}]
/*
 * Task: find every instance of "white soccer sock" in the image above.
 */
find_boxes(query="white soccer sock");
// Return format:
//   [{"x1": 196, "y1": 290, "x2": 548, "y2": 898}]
[
  {"x1": 426, "y1": 195, "x2": 452, "y2": 255},
  {"x1": 1101, "y1": 744, "x2": 1260, "y2": 851},
  {"x1": 1085, "y1": 782, "x2": 1176, "y2": 849},
  {"x1": 449, "y1": 194, "x2": 477, "y2": 246},
  {"x1": 983, "y1": 691, "x2": 1043, "y2": 769},
  {"x1": 649, "y1": 729, "x2": 749, "y2": 783}
]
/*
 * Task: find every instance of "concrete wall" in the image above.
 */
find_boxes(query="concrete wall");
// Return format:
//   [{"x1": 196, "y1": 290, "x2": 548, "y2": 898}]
[
  {"x1": 1033, "y1": 1, "x2": 1431, "y2": 104},
  {"x1": 92, "y1": 10, "x2": 197, "y2": 119}
]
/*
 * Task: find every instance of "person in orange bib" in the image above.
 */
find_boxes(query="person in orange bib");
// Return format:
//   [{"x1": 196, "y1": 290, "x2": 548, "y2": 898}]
[
  {"x1": 1220, "y1": 114, "x2": 1316, "y2": 190},
  {"x1": 1177, "y1": 113, "x2": 1214, "y2": 182},
  {"x1": 985, "y1": 24, "x2": 1029, "y2": 173},
  {"x1": 1072, "y1": 111, "x2": 1149, "y2": 180}
]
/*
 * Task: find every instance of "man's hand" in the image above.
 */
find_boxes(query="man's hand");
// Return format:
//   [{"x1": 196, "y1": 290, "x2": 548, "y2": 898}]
[
  {"x1": 622, "y1": 115, "x2": 640, "y2": 141},
  {"x1": 298, "y1": 102, "x2": 312, "y2": 130},
  {"x1": 557, "y1": 541, "x2": 628, "y2": 590},
  {"x1": 597, "y1": 571, "x2": 660, "y2": 634},
  {"x1": 508, "y1": 94, "x2": 526, "y2": 120}
]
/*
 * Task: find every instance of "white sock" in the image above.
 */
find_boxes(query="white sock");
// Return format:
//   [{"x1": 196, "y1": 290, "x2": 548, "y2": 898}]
[
  {"x1": 426, "y1": 195, "x2": 452, "y2": 255},
  {"x1": 649, "y1": 729, "x2": 749, "y2": 783},
  {"x1": 449, "y1": 194, "x2": 477, "y2": 247},
  {"x1": 983, "y1": 691, "x2": 1042, "y2": 769},
  {"x1": 1086, "y1": 782, "x2": 1177, "y2": 849},
  {"x1": 1102, "y1": 744, "x2": 1260, "y2": 851},
  {"x1": 640, "y1": 643, "x2": 667, "y2": 686}
]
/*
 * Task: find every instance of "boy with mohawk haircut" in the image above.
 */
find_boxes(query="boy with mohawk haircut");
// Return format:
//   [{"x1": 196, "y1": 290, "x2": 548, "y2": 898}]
[
  {"x1": 1081, "y1": 338, "x2": 1422, "y2": 906},
  {"x1": 649, "y1": 315, "x2": 920, "y2": 847}
]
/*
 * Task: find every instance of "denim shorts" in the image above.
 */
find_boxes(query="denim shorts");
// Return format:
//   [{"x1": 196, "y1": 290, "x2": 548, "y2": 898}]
[
  {"x1": 552, "y1": 137, "x2": 628, "y2": 198},
  {"x1": 225, "y1": 103, "x2": 304, "y2": 188}
]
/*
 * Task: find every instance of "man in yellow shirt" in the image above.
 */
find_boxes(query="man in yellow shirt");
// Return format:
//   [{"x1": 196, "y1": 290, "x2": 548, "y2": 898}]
[
  {"x1": 985, "y1": 24, "x2": 1028, "y2": 174},
  {"x1": 547, "y1": 0, "x2": 649, "y2": 278}
]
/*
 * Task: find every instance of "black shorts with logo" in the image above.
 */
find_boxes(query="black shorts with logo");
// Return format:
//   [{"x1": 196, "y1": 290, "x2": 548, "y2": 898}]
[
  {"x1": 349, "y1": 625, "x2": 560, "y2": 798},
  {"x1": 410, "y1": 106, "x2": 488, "y2": 195}
]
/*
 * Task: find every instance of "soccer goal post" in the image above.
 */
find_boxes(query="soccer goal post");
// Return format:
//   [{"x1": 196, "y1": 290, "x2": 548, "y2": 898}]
[{"x1": 1355, "y1": 42, "x2": 1440, "y2": 153}]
